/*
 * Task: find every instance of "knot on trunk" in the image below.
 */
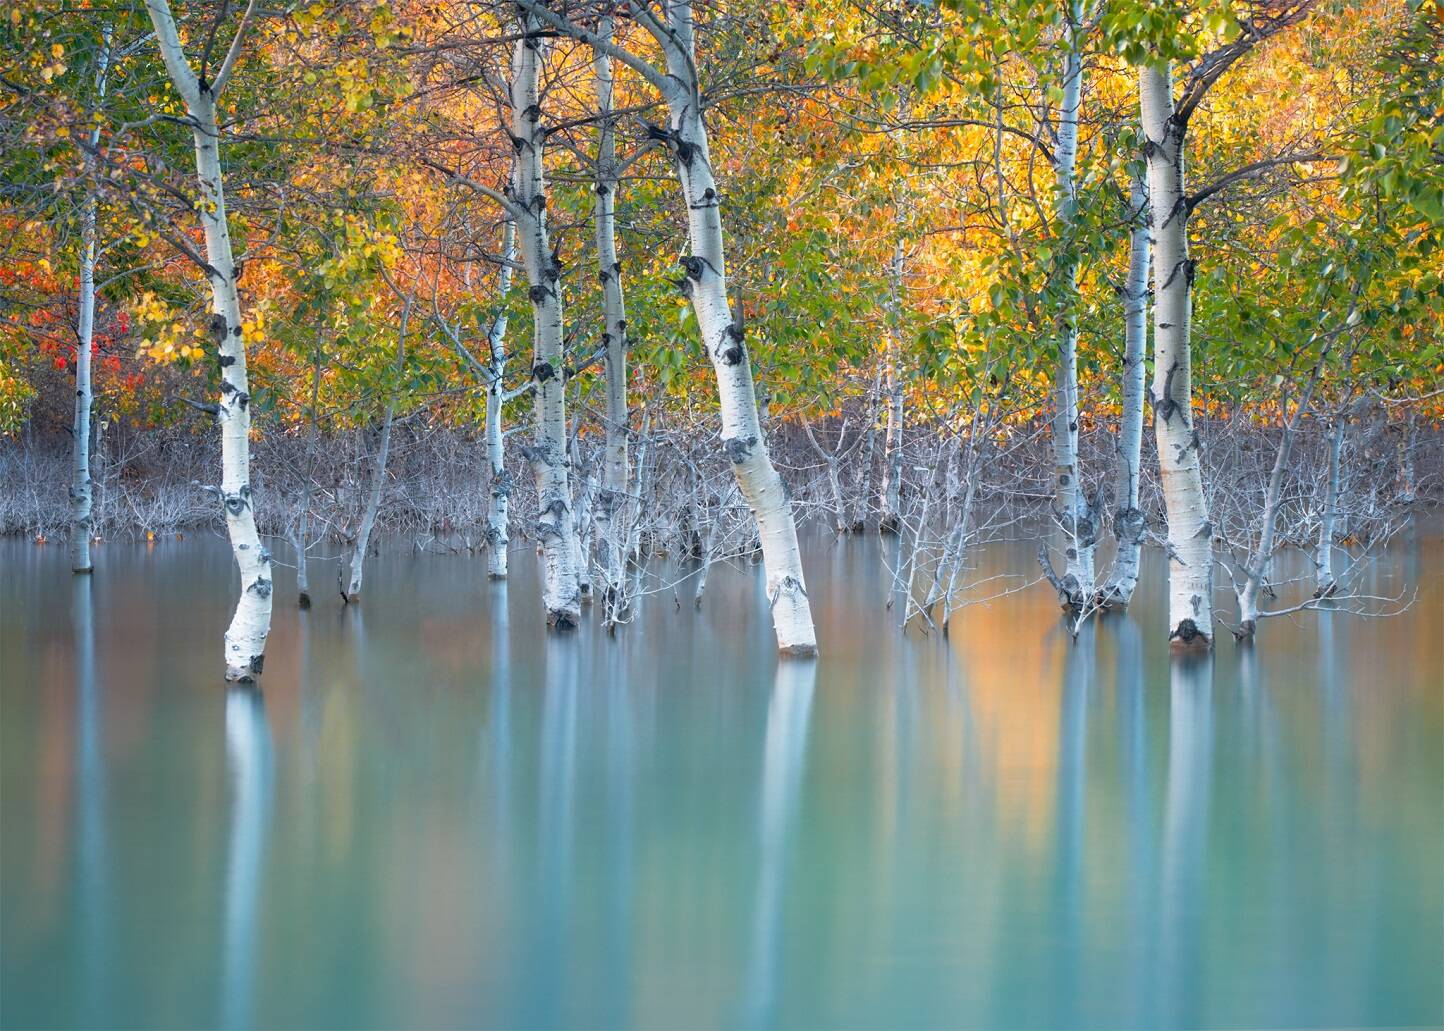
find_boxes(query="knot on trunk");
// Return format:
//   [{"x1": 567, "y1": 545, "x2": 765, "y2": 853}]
[
  {"x1": 681, "y1": 255, "x2": 705, "y2": 281},
  {"x1": 547, "y1": 608, "x2": 579, "y2": 631},
  {"x1": 1113, "y1": 506, "x2": 1146, "y2": 542},
  {"x1": 722, "y1": 435, "x2": 757, "y2": 464},
  {"x1": 528, "y1": 284, "x2": 551, "y2": 304},
  {"x1": 768, "y1": 575, "x2": 807, "y2": 609},
  {"x1": 532, "y1": 361, "x2": 555, "y2": 383},
  {"x1": 247, "y1": 576, "x2": 272, "y2": 599},
  {"x1": 1171, "y1": 618, "x2": 1204, "y2": 643},
  {"x1": 222, "y1": 486, "x2": 252, "y2": 516}
]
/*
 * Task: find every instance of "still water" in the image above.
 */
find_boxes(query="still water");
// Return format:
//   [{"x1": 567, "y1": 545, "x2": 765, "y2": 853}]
[{"x1": 2, "y1": 529, "x2": 1441, "y2": 1029}]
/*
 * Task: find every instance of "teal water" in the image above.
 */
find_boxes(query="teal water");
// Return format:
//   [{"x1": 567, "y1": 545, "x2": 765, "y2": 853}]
[{"x1": 1, "y1": 529, "x2": 1441, "y2": 1029}]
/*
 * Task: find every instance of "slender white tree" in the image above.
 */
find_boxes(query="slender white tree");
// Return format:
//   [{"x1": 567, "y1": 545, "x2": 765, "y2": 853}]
[
  {"x1": 484, "y1": 221, "x2": 518, "y2": 580},
  {"x1": 1136, "y1": 2, "x2": 1316, "y2": 647},
  {"x1": 1098, "y1": 174, "x2": 1150, "y2": 609},
  {"x1": 144, "y1": 0, "x2": 271, "y2": 680},
  {"x1": 69, "y1": 30, "x2": 111, "y2": 575},
  {"x1": 1139, "y1": 62, "x2": 1213, "y2": 648},
  {"x1": 591, "y1": 15, "x2": 632, "y2": 609},
  {"x1": 1046, "y1": 0, "x2": 1096, "y2": 611},
  {"x1": 341, "y1": 288, "x2": 410, "y2": 603},
  {"x1": 517, "y1": 0, "x2": 817, "y2": 654},
  {"x1": 1313, "y1": 417, "x2": 1346, "y2": 598},
  {"x1": 511, "y1": 13, "x2": 582, "y2": 629},
  {"x1": 880, "y1": 237, "x2": 905, "y2": 534}
]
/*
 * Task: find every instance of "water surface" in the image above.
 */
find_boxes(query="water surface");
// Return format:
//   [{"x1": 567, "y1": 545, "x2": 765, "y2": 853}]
[{"x1": 2, "y1": 530, "x2": 1441, "y2": 1029}]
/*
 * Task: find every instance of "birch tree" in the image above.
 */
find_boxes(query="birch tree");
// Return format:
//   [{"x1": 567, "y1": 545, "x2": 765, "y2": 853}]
[
  {"x1": 1097, "y1": 173, "x2": 1150, "y2": 609},
  {"x1": 1138, "y1": 61, "x2": 1215, "y2": 648},
  {"x1": 340, "y1": 284, "x2": 411, "y2": 603},
  {"x1": 1135, "y1": 0, "x2": 1315, "y2": 647},
  {"x1": 1044, "y1": 0, "x2": 1096, "y2": 612},
  {"x1": 518, "y1": 0, "x2": 818, "y2": 655},
  {"x1": 144, "y1": 0, "x2": 271, "y2": 680},
  {"x1": 69, "y1": 31, "x2": 111, "y2": 574},
  {"x1": 483, "y1": 221, "x2": 518, "y2": 580},
  {"x1": 511, "y1": 13, "x2": 582, "y2": 629},
  {"x1": 591, "y1": 16, "x2": 632, "y2": 610}
]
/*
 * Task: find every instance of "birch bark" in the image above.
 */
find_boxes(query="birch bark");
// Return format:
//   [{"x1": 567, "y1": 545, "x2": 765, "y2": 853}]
[
  {"x1": 145, "y1": 0, "x2": 271, "y2": 679},
  {"x1": 1140, "y1": 63, "x2": 1213, "y2": 648},
  {"x1": 294, "y1": 338, "x2": 322, "y2": 607},
  {"x1": 70, "y1": 31, "x2": 110, "y2": 574},
  {"x1": 592, "y1": 17, "x2": 631, "y2": 602},
  {"x1": 343, "y1": 297, "x2": 408, "y2": 602},
  {"x1": 1099, "y1": 175, "x2": 1150, "y2": 608},
  {"x1": 511, "y1": 0, "x2": 816, "y2": 651},
  {"x1": 512, "y1": 18, "x2": 581, "y2": 629},
  {"x1": 1236, "y1": 416, "x2": 1297, "y2": 637},
  {"x1": 485, "y1": 221, "x2": 516, "y2": 579},
  {"x1": 1314, "y1": 418, "x2": 1345, "y2": 597},
  {"x1": 1048, "y1": 5, "x2": 1096, "y2": 609},
  {"x1": 880, "y1": 238, "x2": 905, "y2": 534},
  {"x1": 655, "y1": 2, "x2": 816, "y2": 654}
]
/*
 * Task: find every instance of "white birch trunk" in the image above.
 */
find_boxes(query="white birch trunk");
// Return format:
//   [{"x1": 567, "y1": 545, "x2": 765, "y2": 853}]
[
  {"x1": 1314, "y1": 418, "x2": 1345, "y2": 597},
  {"x1": 485, "y1": 221, "x2": 516, "y2": 580},
  {"x1": 880, "y1": 239, "x2": 905, "y2": 534},
  {"x1": 294, "y1": 339, "x2": 322, "y2": 607},
  {"x1": 1048, "y1": 10, "x2": 1095, "y2": 609},
  {"x1": 512, "y1": 19, "x2": 581, "y2": 629},
  {"x1": 343, "y1": 300, "x2": 408, "y2": 602},
  {"x1": 592, "y1": 18, "x2": 631, "y2": 603},
  {"x1": 656, "y1": 2, "x2": 817, "y2": 654},
  {"x1": 70, "y1": 33, "x2": 110, "y2": 574},
  {"x1": 1236, "y1": 419, "x2": 1297, "y2": 638},
  {"x1": 803, "y1": 420, "x2": 847, "y2": 534},
  {"x1": 855, "y1": 368, "x2": 882, "y2": 532},
  {"x1": 1100, "y1": 174, "x2": 1150, "y2": 609},
  {"x1": 1397, "y1": 412, "x2": 1417, "y2": 503},
  {"x1": 1140, "y1": 63, "x2": 1213, "y2": 648},
  {"x1": 571, "y1": 438, "x2": 594, "y2": 600},
  {"x1": 344, "y1": 411, "x2": 393, "y2": 601},
  {"x1": 145, "y1": 0, "x2": 271, "y2": 679}
]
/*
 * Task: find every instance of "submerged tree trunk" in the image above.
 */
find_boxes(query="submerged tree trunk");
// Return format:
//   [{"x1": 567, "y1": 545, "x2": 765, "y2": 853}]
[
  {"x1": 1140, "y1": 63, "x2": 1213, "y2": 649},
  {"x1": 1236, "y1": 418, "x2": 1298, "y2": 638},
  {"x1": 655, "y1": 2, "x2": 817, "y2": 655},
  {"x1": 145, "y1": 0, "x2": 271, "y2": 680},
  {"x1": 1396, "y1": 411, "x2": 1418, "y2": 502},
  {"x1": 880, "y1": 238, "x2": 905, "y2": 534},
  {"x1": 1099, "y1": 175, "x2": 1150, "y2": 609},
  {"x1": 342, "y1": 297, "x2": 409, "y2": 603},
  {"x1": 295, "y1": 338, "x2": 323, "y2": 607},
  {"x1": 571, "y1": 436, "x2": 594, "y2": 601},
  {"x1": 70, "y1": 32, "x2": 110, "y2": 575},
  {"x1": 1047, "y1": 1, "x2": 1095, "y2": 612},
  {"x1": 803, "y1": 419, "x2": 849, "y2": 535},
  {"x1": 592, "y1": 17, "x2": 631, "y2": 605},
  {"x1": 854, "y1": 368, "x2": 882, "y2": 532},
  {"x1": 1314, "y1": 417, "x2": 1346, "y2": 598},
  {"x1": 512, "y1": 17, "x2": 581, "y2": 629},
  {"x1": 485, "y1": 221, "x2": 517, "y2": 580}
]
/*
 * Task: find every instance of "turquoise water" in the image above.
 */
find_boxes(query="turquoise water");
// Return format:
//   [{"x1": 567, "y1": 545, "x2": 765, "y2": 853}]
[{"x1": 2, "y1": 529, "x2": 1441, "y2": 1029}]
